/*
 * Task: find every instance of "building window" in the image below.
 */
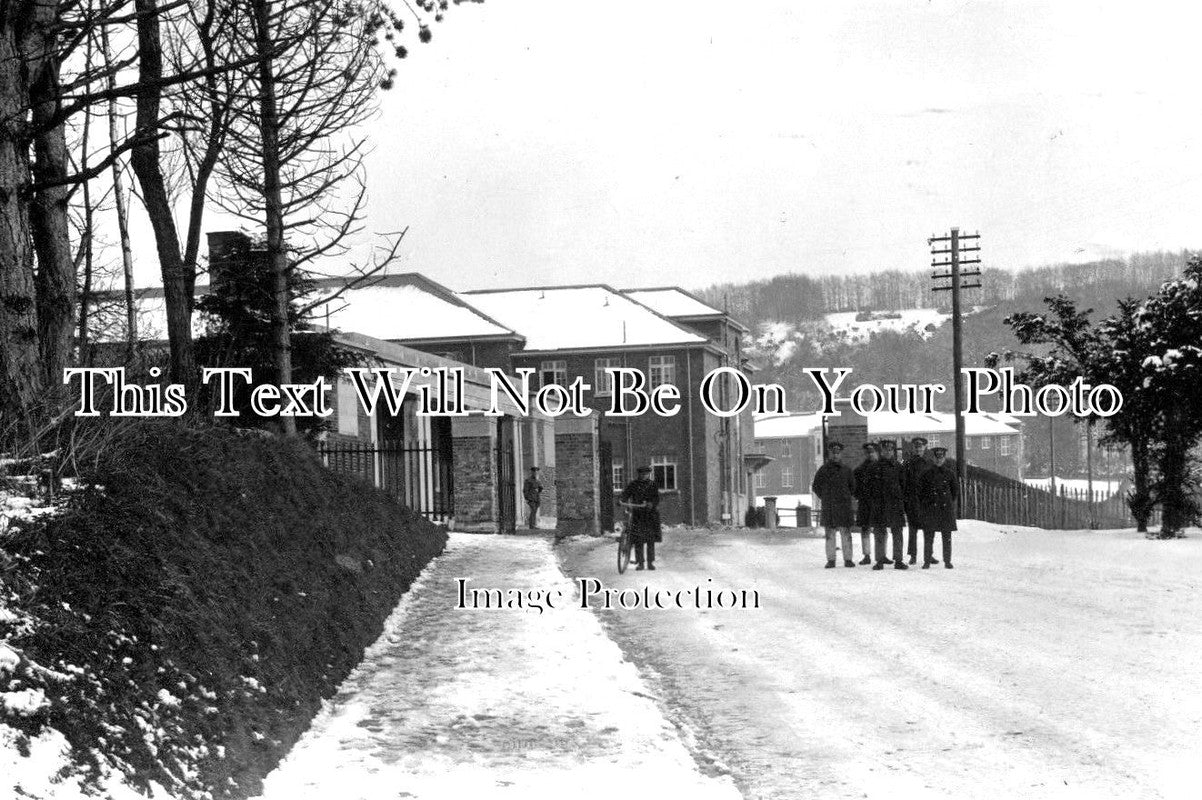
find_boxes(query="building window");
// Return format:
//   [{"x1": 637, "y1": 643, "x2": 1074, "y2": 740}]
[
  {"x1": 651, "y1": 456, "x2": 678, "y2": 491},
  {"x1": 612, "y1": 459, "x2": 626, "y2": 491},
  {"x1": 337, "y1": 378, "x2": 359, "y2": 436},
  {"x1": 649, "y1": 355, "x2": 676, "y2": 389},
  {"x1": 1000, "y1": 436, "x2": 1013, "y2": 456},
  {"x1": 434, "y1": 350, "x2": 462, "y2": 362},
  {"x1": 781, "y1": 442, "x2": 791, "y2": 457},
  {"x1": 981, "y1": 436, "x2": 991, "y2": 450},
  {"x1": 754, "y1": 469, "x2": 767, "y2": 490},
  {"x1": 594, "y1": 358, "x2": 620, "y2": 396},
  {"x1": 540, "y1": 360, "x2": 567, "y2": 387},
  {"x1": 754, "y1": 439, "x2": 765, "y2": 451},
  {"x1": 780, "y1": 465, "x2": 793, "y2": 488},
  {"x1": 965, "y1": 437, "x2": 973, "y2": 450}
]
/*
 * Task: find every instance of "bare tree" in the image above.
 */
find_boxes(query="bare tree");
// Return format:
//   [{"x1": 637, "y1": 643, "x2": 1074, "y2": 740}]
[{"x1": 213, "y1": 0, "x2": 453, "y2": 434}]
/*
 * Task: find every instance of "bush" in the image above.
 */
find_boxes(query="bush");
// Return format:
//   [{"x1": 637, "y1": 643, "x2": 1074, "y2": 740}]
[{"x1": 0, "y1": 421, "x2": 446, "y2": 798}]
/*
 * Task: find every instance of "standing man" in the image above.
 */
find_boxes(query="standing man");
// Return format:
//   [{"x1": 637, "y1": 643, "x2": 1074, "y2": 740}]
[
  {"x1": 811, "y1": 442, "x2": 857, "y2": 568},
  {"x1": 872, "y1": 440, "x2": 909, "y2": 570},
  {"x1": 901, "y1": 437, "x2": 935, "y2": 565},
  {"x1": 523, "y1": 466, "x2": 543, "y2": 530},
  {"x1": 919, "y1": 446, "x2": 958, "y2": 569},
  {"x1": 619, "y1": 465, "x2": 662, "y2": 570},
  {"x1": 852, "y1": 442, "x2": 880, "y2": 565}
]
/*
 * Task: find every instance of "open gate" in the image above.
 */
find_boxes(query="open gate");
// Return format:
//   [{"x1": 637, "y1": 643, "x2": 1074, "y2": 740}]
[
  {"x1": 599, "y1": 439, "x2": 614, "y2": 532},
  {"x1": 495, "y1": 416, "x2": 516, "y2": 533}
]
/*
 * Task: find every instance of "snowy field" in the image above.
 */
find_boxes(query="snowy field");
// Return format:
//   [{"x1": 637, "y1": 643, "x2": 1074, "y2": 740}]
[{"x1": 558, "y1": 521, "x2": 1202, "y2": 800}]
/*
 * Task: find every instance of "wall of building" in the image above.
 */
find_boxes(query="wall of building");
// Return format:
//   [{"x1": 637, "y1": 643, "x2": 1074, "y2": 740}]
[
  {"x1": 450, "y1": 417, "x2": 497, "y2": 531},
  {"x1": 553, "y1": 416, "x2": 599, "y2": 535},
  {"x1": 754, "y1": 434, "x2": 818, "y2": 497}
]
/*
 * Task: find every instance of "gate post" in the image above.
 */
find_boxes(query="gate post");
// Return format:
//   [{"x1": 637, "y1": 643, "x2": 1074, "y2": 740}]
[{"x1": 450, "y1": 416, "x2": 501, "y2": 532}]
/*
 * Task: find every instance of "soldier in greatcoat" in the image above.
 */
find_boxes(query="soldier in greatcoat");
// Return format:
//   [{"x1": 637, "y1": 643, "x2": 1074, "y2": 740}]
[
  {"x1": 811, "y1": 442, "x2": 857, "y2": 568},
  {"x1": 523, "y1": 466, "x2": 543, "y2": 530},
  {"x1": 852, "y1": 442, "x2": 882, "y2": 565},
  {"x1": 871, "y1": 440, "x2": 909, "y2": 570},
  {"x1": 619, "y1": 465, "x2": 662, "y2": 570},
  {"x1": 901, "y1": 437, "x2": 935, "y2": 565},
  {"x1": 918, "y1": 446, "x2": 958, "y2": 569}
]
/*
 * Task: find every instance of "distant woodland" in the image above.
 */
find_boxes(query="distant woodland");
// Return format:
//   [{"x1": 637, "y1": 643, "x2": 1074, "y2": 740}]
[
  {"x1": 698, "y1": 249, "x2": 1194, "y2": 479},
  {"x1": 697, "y1": 250, "x2": 1189, "y2": 323}
]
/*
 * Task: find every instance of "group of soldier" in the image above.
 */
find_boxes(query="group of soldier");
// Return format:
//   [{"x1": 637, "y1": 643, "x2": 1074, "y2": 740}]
[{"x1": 810, "y1": 436, "x2": 959, "y2": 570}]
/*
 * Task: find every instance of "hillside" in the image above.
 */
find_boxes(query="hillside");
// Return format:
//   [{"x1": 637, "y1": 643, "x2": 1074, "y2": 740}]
[
  {"x1": 701, "y1": 250, "x2": 1192, "y2": 398},
  {"x1": 707, "y1": 250, "x2": 1194, "y2": 478}
]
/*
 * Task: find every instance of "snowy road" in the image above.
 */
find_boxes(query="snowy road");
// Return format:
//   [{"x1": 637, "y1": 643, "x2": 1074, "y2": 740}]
[
  {"x1": 255, "y1": 533, "x2": 738, "y2": 800},
  {"x1": 556, "y1": 522, "x2": 1202, "y2": 800}
]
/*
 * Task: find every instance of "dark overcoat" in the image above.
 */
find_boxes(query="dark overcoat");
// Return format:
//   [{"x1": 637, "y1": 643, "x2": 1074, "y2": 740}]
[
  {"x1": 901, "y1": 455, "x2": 932, "y2": 528},
  {"x1": 523, "y1": 477, "x2": 542, "y2": 505},
  {"x1": 811, "y1": 460, "x2": 856, "y2": 528},
  {"x1": 870, "y1": 458, "x2": 907, "y2": 528},
  {"x1": 852, "y1": 459, "x2": 878, "y2": 528},
  {"x1": 620, "y1": 478, "x2": 662, "y2": 544},
  {"x1": 918, "y1": 462, "x2": 959, "y2": 532}
]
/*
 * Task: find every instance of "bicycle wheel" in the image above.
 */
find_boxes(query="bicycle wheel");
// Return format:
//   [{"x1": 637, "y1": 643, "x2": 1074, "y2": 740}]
[{"x1": 617, "y1": 529, "x2": 631, "y2": 574}]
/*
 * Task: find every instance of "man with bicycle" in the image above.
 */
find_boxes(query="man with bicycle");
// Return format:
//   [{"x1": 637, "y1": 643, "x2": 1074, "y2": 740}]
[{"x1": 619, "y1": 465, "x2": 662, "y2": 570}]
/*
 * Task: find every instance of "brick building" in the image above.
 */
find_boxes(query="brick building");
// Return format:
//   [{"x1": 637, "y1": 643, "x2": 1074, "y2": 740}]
[
  {"x1": 91, "y1": 232, "x2": 552, "y2": 535},
  {"x1": 310, "y1": 278, "x2": 760, "y2": 528},
  {"x1": 754, "y1": 409, "x2": 1026, "y2": 508}
]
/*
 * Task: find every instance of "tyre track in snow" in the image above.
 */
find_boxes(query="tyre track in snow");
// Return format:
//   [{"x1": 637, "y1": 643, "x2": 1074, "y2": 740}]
[{"x1": 556, "y1": 524, "x2": 1202, "y2": 800}]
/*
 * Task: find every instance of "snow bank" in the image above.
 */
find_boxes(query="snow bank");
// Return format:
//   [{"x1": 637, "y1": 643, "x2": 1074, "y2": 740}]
[{"x1": 823, "y1": 307, "x2": 951, "y2": 341}]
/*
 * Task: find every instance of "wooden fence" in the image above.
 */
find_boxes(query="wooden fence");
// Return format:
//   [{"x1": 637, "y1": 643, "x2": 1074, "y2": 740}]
[
  {"x1": 960, "y1": 465, "x2": 1157, "y2": 530},
  {"x1": 791, "y1": 464, "x2": 1156, "y2": 531}
]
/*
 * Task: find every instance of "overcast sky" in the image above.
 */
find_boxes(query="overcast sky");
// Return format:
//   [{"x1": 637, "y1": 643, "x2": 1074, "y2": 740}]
[{"x1": 174, "y1": 0, "x2": 1202, "y2": 292}]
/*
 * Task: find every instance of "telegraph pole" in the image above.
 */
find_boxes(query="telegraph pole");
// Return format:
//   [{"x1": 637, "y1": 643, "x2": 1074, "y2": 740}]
[{"x1": 930, "y1": 227, "x2": 981, "y2": 486}]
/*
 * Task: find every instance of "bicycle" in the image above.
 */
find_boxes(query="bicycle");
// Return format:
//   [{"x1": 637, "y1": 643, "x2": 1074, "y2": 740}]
[{"x1": 616, "y1": 501, "x2": 647, "y2": 574}]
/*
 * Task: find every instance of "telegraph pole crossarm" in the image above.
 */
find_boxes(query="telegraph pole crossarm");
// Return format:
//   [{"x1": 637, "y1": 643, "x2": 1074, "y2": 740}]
[{"x1": 930, "y1": 226, "x2": 983, "y2": 487}]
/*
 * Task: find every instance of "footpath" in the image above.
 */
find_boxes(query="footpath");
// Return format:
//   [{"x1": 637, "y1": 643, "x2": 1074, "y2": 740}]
[{"x1": 254, "y1": 533, "x2": 738, "y2": 800}]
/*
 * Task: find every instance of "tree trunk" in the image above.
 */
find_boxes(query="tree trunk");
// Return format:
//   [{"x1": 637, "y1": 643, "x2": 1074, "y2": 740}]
[
  {"x1": 131, "y1": 0, "x2": 196, "y2": 387},
  {"x1": 253, "y1": 0, "x2": 296, "y2": 436},
  {"x1": 0, "y1": 17, "x2": 41, "y2": 420},
  {"x1": 1156, "y1": 410, "x2": 1198, "y2": 538},
  {"x1": 26, "y1": 0, "x2": 76, "y2": 393},
  {"x1": 101, "y1": 25, "x2": 139, "y2": 364},
  {"x1": 1127, "y1": 437, "x2": 1153, "y2": 533}
]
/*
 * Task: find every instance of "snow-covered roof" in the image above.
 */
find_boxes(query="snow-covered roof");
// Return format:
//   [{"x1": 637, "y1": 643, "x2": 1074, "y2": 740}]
[
  {"x1": 89, "y1": 292, "x2": 206, "y2": 344},
  {"x1": 622, "y1": 288, "x2": 723, "y2": 318},
  {"x1": 308, "y1": 279, "x2": 515, "y2": 341},
  {"x1": 460, "y1": 285, "x2": 708, "y2": 352},
  {"x1": 755, "y1": 411, "x2": 1021, "y2": 439},
  {"x1": 754, "y1": 413, "x2": 824, "y2": 438},
  {"x1": 91, "y1": 274, "x2": 518, "y2": 345},
  {"x1": 865, "y1": 412, "x2": 1021, "y2": 437}
]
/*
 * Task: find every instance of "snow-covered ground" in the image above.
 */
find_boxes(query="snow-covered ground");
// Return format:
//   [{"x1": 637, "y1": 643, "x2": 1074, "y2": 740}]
[
  {"x1": 254, "y1": 533, "x2": 738, "y2": 800},
  {"x1": 558, "y1": 522, "x2": 1202, "y2": 800},
  {"x1": 823, "y1": 308, "x2": 951, "y2": 342},
  {"x1": 2, "y1": 485, "x2": 155, "y2": 800},
  {"x1": 1023, "y1": 477, "x2": 1123, "y2": 499}
]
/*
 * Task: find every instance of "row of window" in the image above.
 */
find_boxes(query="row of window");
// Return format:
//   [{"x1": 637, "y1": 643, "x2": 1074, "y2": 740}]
[
  {"x1": 753, "y1": 466, "x2": 793, "y2": 489},
  {"x1": 541, "y1": 356, "x2": 677, "y2": 395},
  {"x1": 611, "y1": 457, "x2": 678, "y2": 492},
  {"x1": 965, "y1": 436, "x2": 1015, "y2": 455}
]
